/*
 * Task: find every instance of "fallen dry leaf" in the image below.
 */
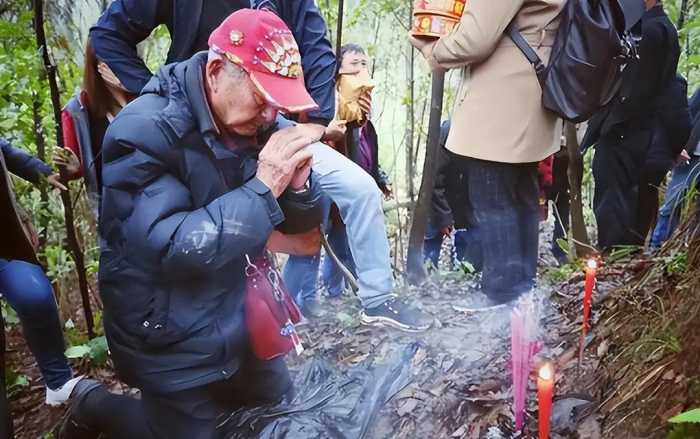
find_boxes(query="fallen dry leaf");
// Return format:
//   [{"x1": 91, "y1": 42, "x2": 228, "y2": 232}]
[{"x1": 397, "y1": 398, "x2": 420, "y2": 417}]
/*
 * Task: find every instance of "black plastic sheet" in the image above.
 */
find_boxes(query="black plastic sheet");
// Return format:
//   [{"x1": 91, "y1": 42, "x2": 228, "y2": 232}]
[{"x1": 220, "y1": 343, "x2": 418, "y2": 438}]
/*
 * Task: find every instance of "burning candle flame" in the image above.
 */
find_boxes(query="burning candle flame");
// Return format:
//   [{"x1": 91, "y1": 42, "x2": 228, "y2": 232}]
[
  {"x1": 586, "y1": 259, "x2": 597, "y2": 270},
  {"x1": 539, "y1": 362, "x2": 554, "y2": 381}
]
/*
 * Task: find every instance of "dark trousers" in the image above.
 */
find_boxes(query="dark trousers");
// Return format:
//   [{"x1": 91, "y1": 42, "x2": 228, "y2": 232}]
[
  {"x1": 593, "y1": 127, "x2": 672, "y2": 249},
  {"x1": 550, "y1": 151, "x2": 570, "y2": 261},
  {"x1": 79, "y1": 353, "x2": 292, "y2": 439},
  {"x1": 452, "y1": 156, "x2": 540, "y2": 303}
]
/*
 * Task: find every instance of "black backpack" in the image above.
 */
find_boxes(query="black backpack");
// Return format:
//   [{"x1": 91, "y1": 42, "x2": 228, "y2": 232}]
[{"x1": 508, "y1": 0, "x2": 645, "y2": 123}]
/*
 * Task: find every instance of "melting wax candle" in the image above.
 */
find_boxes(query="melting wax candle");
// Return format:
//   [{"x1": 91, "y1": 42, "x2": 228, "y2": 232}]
[
  {"x1": 537, "y1": 362, "x2": 555, "y2": 439},
  {"x1": 579, "y1": 258, "x2": 598, "y2": 362}
]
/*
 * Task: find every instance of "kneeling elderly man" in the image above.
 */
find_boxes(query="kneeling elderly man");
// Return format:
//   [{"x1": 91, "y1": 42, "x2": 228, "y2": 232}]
[{"x1": 60, "y1": 10, "x2": 323, "y2": 439}]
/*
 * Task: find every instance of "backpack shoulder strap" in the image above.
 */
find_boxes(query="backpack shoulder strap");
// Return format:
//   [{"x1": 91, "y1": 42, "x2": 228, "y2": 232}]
[{"x1": 505, "y1": 22, "x2": 547, "y2": 86}]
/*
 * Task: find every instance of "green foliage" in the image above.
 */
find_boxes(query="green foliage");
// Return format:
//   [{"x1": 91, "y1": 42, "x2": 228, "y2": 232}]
[
  {"x1": 65, "y1": 335, "x2": 109, "y2": 367},
  {"x1": 1, "y1": 300, "x2": 20, "y2": 327},
  {"x1": 542, "y1": 262, "x2": 577, "y2": 283},
  {"x1": 662, "y1": 250, "x2": 689, "y2": 276},
  {"x1": 669, "y1": 408, "x2": 700, "y2": 423},
  {"x1": 5, "y1": 367, "x2": 29, "y2": 397}
]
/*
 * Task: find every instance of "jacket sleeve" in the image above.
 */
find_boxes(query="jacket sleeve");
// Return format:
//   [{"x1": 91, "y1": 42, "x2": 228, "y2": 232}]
[
  {"x1": 430, "y1": 125, "x2": 455, "y2": 229},
  {"x1": 429, "y1": 0, "x2": 525, "y2": 69},
  {"x1": 101, "y1": 116, "x2": 286, "y2": 275},
  {"x1": 617, "y1": 20, "x2": 671, "y2": 118},
  {"x1": 256, "y1": 0, "x2": 336, "y2": 124},
  {"x1": 89, "y1": 0, "x2": 170, "y2": 95},
  {"x1": 430, "y1": 155, "x2": 454, "y2": 230},
  {"x1": 275, "y1": 175, "x2": 323, "y2": 234},
  {"x1": 0, "y1": 138, "x2": 52, "y2": 185}
]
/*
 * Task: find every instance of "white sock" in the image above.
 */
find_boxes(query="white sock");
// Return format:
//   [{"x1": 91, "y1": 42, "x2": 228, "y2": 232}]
[{"x1": 45, "y1": 375, "x2": 84, "y2": 406}]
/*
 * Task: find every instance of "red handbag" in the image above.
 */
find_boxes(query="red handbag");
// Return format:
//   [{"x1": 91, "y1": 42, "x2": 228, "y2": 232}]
[{"x1": 245, "y1": 254, "x2": 304, "y2": 360}]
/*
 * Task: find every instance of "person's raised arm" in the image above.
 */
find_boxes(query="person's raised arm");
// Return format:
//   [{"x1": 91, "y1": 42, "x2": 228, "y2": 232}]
[
  {"x1": 412, "y1": 0, "x2": 525, "y2": 70},
  {"x1": 101, "y1": 117, "x2": 319, "y2": 275},
  {"x1": 1, "y1": 138, "x2": 52, "y2": 184},
  {"x1": 89, "y1": 0, "x2": 170, "y2": 95}
]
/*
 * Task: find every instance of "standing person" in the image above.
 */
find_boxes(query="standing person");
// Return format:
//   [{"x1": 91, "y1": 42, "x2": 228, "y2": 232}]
[
  {"x1": 60, "y1": 11, "x2": 323, "y2": 439},
  {"x1": 281, "y1": 43, "x2": 429, "y2": 330},
  {"x1": 53, "y1": 39, "x2": 135, "y2": 217},
  {"x1": 411, "y1": 0, "x2": 565, "y2": 311},
  {"x1": 581, "y1": 0, "x2": 688, "y2": 250},
  {"x1": 651, "y1": 88, "x2": 700, "y2": 248},
  {"x1": 0, "y1": 138, "x2": 85, "y2": 406},
  {"x1": 423, "y1": 120, "x2": 471, "y2": 270},
  {"x1": 91, "y1": 0, "x2": 430, "y2": 331}
]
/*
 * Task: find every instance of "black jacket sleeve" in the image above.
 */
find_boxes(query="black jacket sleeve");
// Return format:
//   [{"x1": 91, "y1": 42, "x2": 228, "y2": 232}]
[
  {"x1": 275, "y1": 174, "x2": 323, "y2": 234},
  {"x1": 429, "y1": 121, "x2": 454, "y2": 229},
  {"x1": 89, "y1": 0, "x2": 171, "y2": 95},
  {"x1": 0, "y1": 138, "x2": 52, "y2": 185},
  {"x1": 101, "y1": 115, "x2": 285, "y2": 275}
]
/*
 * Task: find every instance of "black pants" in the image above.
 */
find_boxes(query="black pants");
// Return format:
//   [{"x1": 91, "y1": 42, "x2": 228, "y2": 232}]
[
  {"x1": 549, "y1": 150, "x2": 570, "y2": 260},
  {"x1": 452, "y1": 155, "x2": 540, "y2": 303},
  {"x1": 593, "y1": 128, "x2": 673, "y2": 250},
  {"x1": 79, "y1": 354, "x2": 292, "y2": 439}
]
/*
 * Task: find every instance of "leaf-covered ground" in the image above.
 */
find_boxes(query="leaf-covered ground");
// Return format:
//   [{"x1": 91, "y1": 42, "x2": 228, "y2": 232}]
[{"x1": 8, "y1": 220, "x2": 700, "y2": 438}]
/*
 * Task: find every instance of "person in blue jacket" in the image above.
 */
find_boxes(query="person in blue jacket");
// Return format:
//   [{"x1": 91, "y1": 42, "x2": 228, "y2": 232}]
[
  {"x1": 89, "y1": 0, "x2": 335, "y2": 127},
  {"x1": 0, "y1": 138, "x2": 87, "y2": 407},
  {"x1": 59, "y1": 11, "x2": 327, "y2": 438},
  {"x1": 89, "y1": 0, "x2": 430, "y2": 331}
]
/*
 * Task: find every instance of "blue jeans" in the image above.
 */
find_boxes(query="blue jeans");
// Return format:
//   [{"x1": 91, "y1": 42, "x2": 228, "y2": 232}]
[
  {"x1": 452, "y1": 157, "x2": 539, "y2": 303},
  {"x1": 650, "y1": 155, "x2": 700, "y2": 248},
  {"x1": 0, "y1": 259, "x2": 72, "y2": 389},
  {"x1": 283, "y1": 144, "x2": 394, "y2": 309}
]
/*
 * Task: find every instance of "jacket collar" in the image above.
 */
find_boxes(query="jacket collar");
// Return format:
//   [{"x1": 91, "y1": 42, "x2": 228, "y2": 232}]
[
  {"x1": 183, "y1": 52, "x2": 253, "y2": 160},
  {"x1": 644, "y1": 4, "x2": 667, "y2": 19}
]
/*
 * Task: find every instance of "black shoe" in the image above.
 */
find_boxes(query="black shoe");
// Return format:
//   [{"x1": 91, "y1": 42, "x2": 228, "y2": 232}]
[
  {"x1": 452, "y1": 293, "x2": 514, "y2": 313},
  {"x1": 301, "y1": 298, "x2": 323, "y2": 319},
  {"x1": 56, "y1": 378, "x2": 104, "y2": 439},
  {"x1": 360, "y1": 298, "x2": 431, "y2": 332}
]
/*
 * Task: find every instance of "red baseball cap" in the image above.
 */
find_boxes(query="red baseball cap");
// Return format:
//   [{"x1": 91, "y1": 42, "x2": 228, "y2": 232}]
[{"x1": 208, "y1": 9, "x2": 319, "y2": 114}]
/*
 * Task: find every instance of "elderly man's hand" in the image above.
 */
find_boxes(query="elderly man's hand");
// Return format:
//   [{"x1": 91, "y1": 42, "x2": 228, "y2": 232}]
[{"x1": 257, "y1": 127, "x2": 314, "y2": 197}]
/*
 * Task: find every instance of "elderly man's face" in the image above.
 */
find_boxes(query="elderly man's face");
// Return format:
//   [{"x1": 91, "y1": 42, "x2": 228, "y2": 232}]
[{"x1": 205, "y1": 59, "x2": 278, "y2": 137}]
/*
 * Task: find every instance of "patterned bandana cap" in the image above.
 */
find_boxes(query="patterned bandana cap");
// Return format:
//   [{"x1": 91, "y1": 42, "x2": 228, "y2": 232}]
[{"x1": 208, "y1": 9, "x2": 318, "y2": 113}]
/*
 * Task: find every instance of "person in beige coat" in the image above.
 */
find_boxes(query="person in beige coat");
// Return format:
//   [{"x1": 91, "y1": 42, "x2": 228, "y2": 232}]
[{"x1": 411, "y1": 0, "x2": 564, "y2": 310}]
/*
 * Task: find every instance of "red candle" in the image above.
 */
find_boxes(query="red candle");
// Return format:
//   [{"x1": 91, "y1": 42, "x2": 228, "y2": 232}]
[
  {"x1": 537, "y1": 362, "x2": 555, "y2": 439},
  {"x1": 582, "y1": 259, "x2": 597, "y2": 336}
]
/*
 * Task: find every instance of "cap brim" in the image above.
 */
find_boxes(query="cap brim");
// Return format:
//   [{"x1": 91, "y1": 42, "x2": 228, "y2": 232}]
[{"x1": 249, "y1": 72, "x2": 319, "y2": 114}]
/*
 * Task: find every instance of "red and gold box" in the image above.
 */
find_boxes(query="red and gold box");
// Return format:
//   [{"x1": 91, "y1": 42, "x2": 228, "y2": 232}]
[{"x1": 411, "y1": 0, "x2": 466, "y2": 38}]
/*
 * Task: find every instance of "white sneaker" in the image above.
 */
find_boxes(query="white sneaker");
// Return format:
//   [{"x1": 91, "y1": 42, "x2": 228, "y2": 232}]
[{"x1": 45, "y1": 375, "x2": 85, "y2": 406}]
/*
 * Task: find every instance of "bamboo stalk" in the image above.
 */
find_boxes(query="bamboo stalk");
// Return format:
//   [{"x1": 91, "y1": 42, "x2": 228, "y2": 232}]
[{"x1": 33, "y1": 0, "x2": 95, "y2": 338}]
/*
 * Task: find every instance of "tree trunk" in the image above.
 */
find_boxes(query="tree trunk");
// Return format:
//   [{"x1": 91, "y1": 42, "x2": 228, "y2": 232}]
[
  {"x1": 406, "y1": 71, "x2": 445, "y2": 284},
  {"x1": 31, "y1": 93, "x2": 49, "y2": 244},
  {"x1": 33, "y1": 0, "x2": 95, "y2": 338},
  {"x1": 677, "y1": 0, "x2": 689, "y2": 30},
  {"x1": 334, "y1": 0, "x2": 344, "y2": 60},
  {"x1": 565, "y1": 122, "x2": 595, "y2": 258},
  {"x1": 405, "y1": 3, "x2": 416, "y2": 203}
]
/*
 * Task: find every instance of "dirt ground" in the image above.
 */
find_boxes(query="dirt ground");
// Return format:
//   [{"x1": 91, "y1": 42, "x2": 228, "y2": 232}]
[{"x1": 8, "y1": 220, "x2": 691, "y2": 438}]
